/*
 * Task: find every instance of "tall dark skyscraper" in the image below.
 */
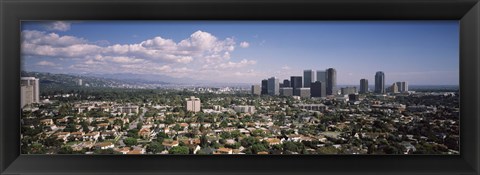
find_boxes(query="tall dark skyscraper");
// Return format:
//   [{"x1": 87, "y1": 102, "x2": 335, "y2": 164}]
[
  {"x1": 311, "y1": 81, "x2": 326, "y2": 97},
  {"x1": 360, "y1": 79, "x2": 369, "y2": 94},
  {"x1": 375, "y1": 71, "x2": 385, "y2": 94},
  {"x1": 326, "y1": 68, "x2": 337, "y2": 95},
  {"x1": 261, "y1": 79, "x2": 268, "y2": 95},
  {"x1": 283, "y1": 79, "x2": 291, "y2": 88},
  {"x1": 290, "y1": 76, "x2": 303, "y2": 96},
  {"x1": 303, "y1": 70, "x2": 315, "y2": 87}
]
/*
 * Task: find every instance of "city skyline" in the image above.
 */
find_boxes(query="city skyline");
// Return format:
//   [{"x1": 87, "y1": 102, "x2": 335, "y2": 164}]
[{"x1": 21, "y1": 21, "x2": 459, "y2": 85}]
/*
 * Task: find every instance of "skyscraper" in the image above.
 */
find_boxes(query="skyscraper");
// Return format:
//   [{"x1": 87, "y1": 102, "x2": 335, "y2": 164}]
[
  {"x1": 251, "y1": 85, "x2": 261, "y2": 95},
  {"x1": 311, "y1": 81, "x2": 326, "y2": 97},
  {"x1": 20, "y1": 77, "x2": 40, "y2": 104},
  {"x1": 316, "y1": 70, "x2": 326, "y2": 83},
  {"x1": 396, "y1": 81, "x2": 408, "y2": 92},
  {"x1": 186, "y1": 96, "x2": 201, "y2": 112},
  {"x1": 267, "y1": 77, "x2": 279, "y2": 96},
  {"x1": 402, "y1": 82, "x2": 408, "y2": 92},
  {"x1": 391, "y1": 83, "x2": 398, "y2": 93},
  {"x1": 326, "y1": 68, "x2": 337, "y2": 95},
  {"x1": 283, "y1": 79, "x2": 291, "y2": 88},
  {"x1": 303, "y1": 70, "x2": 315, "y2": 88},
  {"x1": 360, "y1": 79, "x2": 369, "y2": 94},
  {"x1": 375, "y1": 71, "x2": 385, "y2": 94},
  {"x1": 20, "y1": 85, "x2": 34, "y2": 108},
  {"x1": 396, "y1": 82, "x2": 403, "y2": 92},
  {"x1": 261, "y1": 79, "x2": 268, "y2": 95},
  {"x1": 290, "y1": 76, "x2": 303, "y2": 96}
]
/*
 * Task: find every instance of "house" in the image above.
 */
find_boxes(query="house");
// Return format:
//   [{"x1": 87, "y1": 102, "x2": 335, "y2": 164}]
[
  {"x1": 127, "y1": 146, "x2": 145, "y2": 154},
  {"x1": 56, "y1": 118, "x2": 68, "y2": 124},
  {"x1": 266, "y1": 138, "x2": 282, "y2": 146},
  {"x1": 179, "y1": 123, "x2": 189, "y2": 128},
  {"x1": 96, "y1": 123, "x2": 109, "y2": 129},
  {"x1": 162, "y1": 140, "x2": 179, "y2": 150},
  {"x1": 257, "y1": 151, "x2": 269, "y2": 155},
  {"x1": 114, "y1": 147, "x2": 131, "y2": 154},
  {"x1": 287, "y1": 134, "x2": 302, "y2": 142},
  {"x1": 54, "y1": 132, "x2": 71, "y2": 142},
  {"x1": 83, "y1": 132, "x2": 100, "y2": 141},
  {"x1": 138, "y1": 128, "x2": 151, "y2": 140},
  {"x1": 101, "y1": 131, "x2": 117, "y2": 140},
  {"x1": 95, "y1": 142, "x2": 114, "y2": 150},
  {"x1": 214, "y1": 147, "x2": 233, "y2": 154},
  {"x1": 127, "y1": 149, "x2": 144, "y2": 154},
  {"x1": 40, "y1": 119, "x2": 54, "y2": 125},
  {"x1": 78, "y1": 141, "x2": 95, "y2": 150},
  {"x1": 189, "y1": 123, "x2": 200, "y2": 128},
  {"x1": 70, "y1": 132, "x2": 84, "y2": 140},
  {"x1": 179, "y1": 138, "x2": 201, "y2": 145}
]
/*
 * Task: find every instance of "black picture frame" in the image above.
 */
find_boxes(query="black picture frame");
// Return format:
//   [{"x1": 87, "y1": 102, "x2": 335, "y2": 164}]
[{"x1": 1, "y1": 0, "x2": 479, "y2": 175}]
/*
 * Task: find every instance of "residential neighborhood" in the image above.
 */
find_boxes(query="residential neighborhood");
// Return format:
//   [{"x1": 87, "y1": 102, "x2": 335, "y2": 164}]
[{"x1": 21, "y1": 84, "x2": 459, "y2": 155}]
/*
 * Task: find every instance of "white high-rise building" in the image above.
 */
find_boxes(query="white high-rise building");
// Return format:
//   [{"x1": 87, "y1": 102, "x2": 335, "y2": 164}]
[
  {"x1": 233, "y1": 105, "x2": 256, "y2": 114},
  {"x1": 395, "y1": 81, "x2": 408, "y2": 92},
  {"x1": 78, "y1": 79, "x2": 83, "y2": 86},
  {"x1": 186, "y1": 96, "x2": 201, "y2": 112},
  {"x1": 267, "y1": 77, "x2": 279, "y2": 96},
  {"x1": 391, "y1": 83, "x2": 399, "y2": 93},
  {"x1": 251, "y1": 85, "x2": 261, "y2": 95},
  {"x1": 20, "y1": 85, "x2": 34, "y2": 108},
  {"x1": 20, "y1": 77, "x2": 40, "y2": 108}
]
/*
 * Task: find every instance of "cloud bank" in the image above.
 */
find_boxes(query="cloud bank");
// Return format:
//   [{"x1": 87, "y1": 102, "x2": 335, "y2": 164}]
[{"x1": 22, "y1": 29, "x2": 260, "y2": 83}]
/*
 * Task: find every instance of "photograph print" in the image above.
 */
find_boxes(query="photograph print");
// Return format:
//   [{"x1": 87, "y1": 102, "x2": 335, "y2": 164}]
[{"x1": 20, "y1": 21, "x2": 460, "y2": 155}]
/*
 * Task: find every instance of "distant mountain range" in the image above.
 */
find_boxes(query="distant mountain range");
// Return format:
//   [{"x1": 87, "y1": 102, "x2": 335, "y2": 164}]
[
  {"x1": 76, "y1": 72, "x2": 201, "y2": 85},
  {"x1": 21, "y1": 71, "x2": 252, "y2": 89}
]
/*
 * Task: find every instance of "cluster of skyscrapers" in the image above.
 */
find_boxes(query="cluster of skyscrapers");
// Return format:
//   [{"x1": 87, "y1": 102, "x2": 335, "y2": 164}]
[
  {"x1": 251, "y1": 70, "x2": 409, "y2": 98},
  {"x1": 251, "y1": 68, "x2": 337, "y2": 98}
]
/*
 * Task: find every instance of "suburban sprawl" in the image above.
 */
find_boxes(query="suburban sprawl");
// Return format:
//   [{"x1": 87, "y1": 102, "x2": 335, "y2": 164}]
[{"x1": 20, "y1": 70, "x2": 460, "y2": 155}]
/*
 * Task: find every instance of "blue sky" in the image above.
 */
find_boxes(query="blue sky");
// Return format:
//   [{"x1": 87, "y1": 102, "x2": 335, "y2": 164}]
[{"x1": 21, "y1": 21, "x2": 459, "y2": 85}]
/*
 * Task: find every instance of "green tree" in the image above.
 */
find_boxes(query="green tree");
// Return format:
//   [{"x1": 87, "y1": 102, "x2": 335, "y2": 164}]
[
  {"x1": 43, "y1": 137, "x2": 62, "y2": 147},
  {"x1": 124, "y1": 137, "x2": 138, "y2": 147},
  {"x1": 317, "y1": 146, "x2": 339, "y2": 154},
  {"x1": 58, "y1": 146, "x2": 74, "y2": 154},
  {"x1": 136, "y1": 123, "x2": 143, "y2": 130},
  {"x1": 156, "y1": 132, "x2": 169, "y2": 143},
  {"x1": 147, "y1": 142, "x2": 165, "y2": 154},
  {"x1": 240, "y1": 136, "x2": 257, "y2": 147},
  {"x1": 251, "y1": 143, "x2": 268, "y2": 154},
  {"x1": 220, "y1": 120, "x2": 228, "y2": 128},
  {"x1": 169, "y1": 146, "x2": 189, "y2": 154}
]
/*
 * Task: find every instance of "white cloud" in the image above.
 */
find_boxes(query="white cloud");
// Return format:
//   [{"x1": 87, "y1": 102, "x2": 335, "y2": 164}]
[
  {"x1": 23, "y1": 29, "x2": 259, "y2": 82},
  {"x1": 216, "y1": 59, "x2": 257, "y2": 69},
  {"x1": 22, "y1": 30, "x2": 87, "y2": 47},
  {"x1": 36, "y1": 60, "x2": 57, "y2": 66},
  {"x1": 240, "y1": 41, "x2": 250, "y2": 48},
  {"x1": 44, "y1": 21, "x2": 71, "y2": 31}
]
